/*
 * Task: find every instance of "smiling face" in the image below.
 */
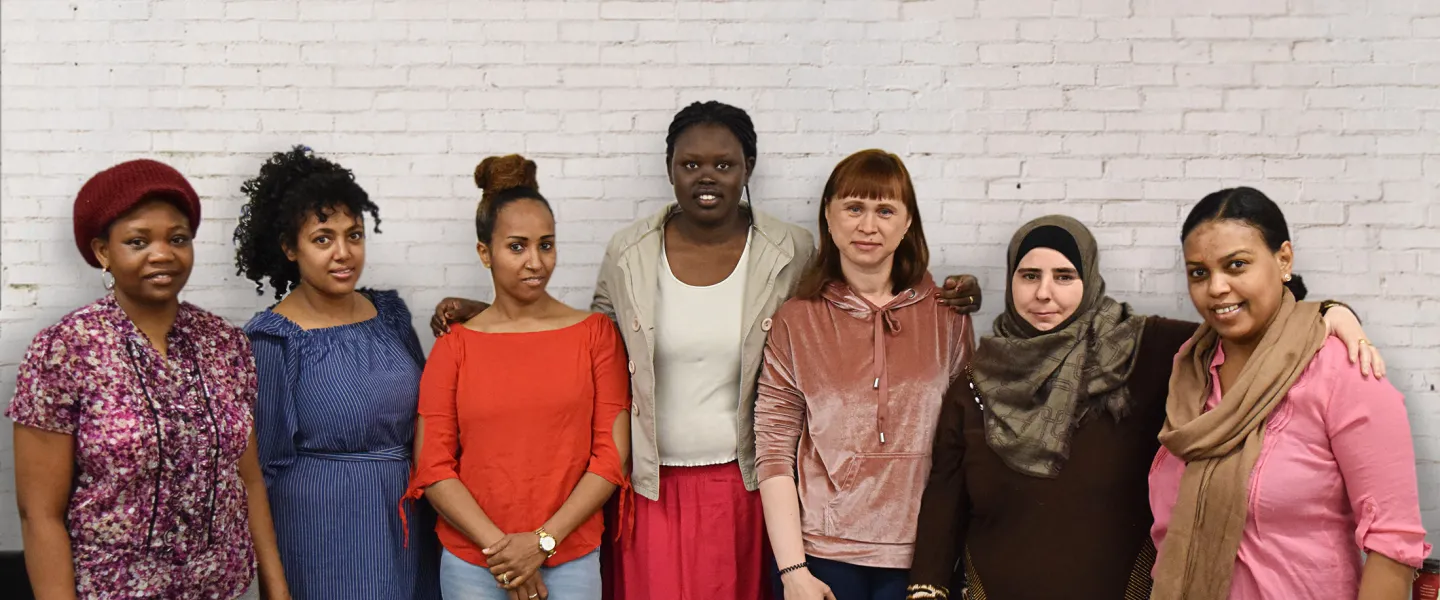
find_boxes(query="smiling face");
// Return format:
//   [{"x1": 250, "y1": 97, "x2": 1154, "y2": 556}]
[
  {"x1": 667, "y1": 122, "x2": 753, "y2": 226},
  {"x1": 478, "y1": 198, "x2": 556, "y2": 304},
  {"x1": 826, "y1": 195, "x2": 912, "y2": 274},
  {"x1": 1011, "y1": 248, "x2": 1085, "y2": 331},
  {"x1": 91, "y1": 198, "x2": 195, "y2": 307},
  {"x1": 284, "y1": 206, "x2": 366, "y2": 297},
  {"x1": 1183, "y1": 219, "x2": 1293, "y2": 347}
]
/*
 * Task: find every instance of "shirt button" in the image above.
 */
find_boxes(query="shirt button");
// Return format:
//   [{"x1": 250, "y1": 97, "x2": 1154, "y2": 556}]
[
  {"x1": 762, "y1": 318, "x2": 772, "y2": 332},
  {"x1": 631, "y1": 317, "x2": 641, "y2": 332},
  {"x1": 628, "y1": 360, "x2": 636, "y2": 374},
  {"x1": 631, "y1": 402, "x2": 638, "y2": 413}
]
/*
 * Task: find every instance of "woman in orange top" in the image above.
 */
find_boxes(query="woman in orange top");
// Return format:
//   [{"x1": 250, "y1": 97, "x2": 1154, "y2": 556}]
[{"x1": 406, "y1": 154, "x2": 631, "y2": 600}]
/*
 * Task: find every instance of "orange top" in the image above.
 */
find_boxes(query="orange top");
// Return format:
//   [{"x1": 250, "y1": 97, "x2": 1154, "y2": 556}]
[{"x1": 404, "y1": 313, "x2": 630, "y2": 567}]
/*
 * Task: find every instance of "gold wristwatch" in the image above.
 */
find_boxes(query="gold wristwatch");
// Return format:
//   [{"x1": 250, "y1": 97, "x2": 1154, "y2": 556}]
[{"x1": 535, "y1": 527, "x2": 557, "y2": 558}]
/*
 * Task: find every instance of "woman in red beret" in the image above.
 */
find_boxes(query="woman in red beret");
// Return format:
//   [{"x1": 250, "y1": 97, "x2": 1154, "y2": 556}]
[{"x1": 8, "y1": 159, "x2": 291, "y2": 599}]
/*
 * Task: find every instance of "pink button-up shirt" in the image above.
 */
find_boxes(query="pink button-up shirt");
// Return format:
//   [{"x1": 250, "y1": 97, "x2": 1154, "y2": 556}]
[{"x1": 1149, "y1": 337, "x2": 1430, "y2": 598}]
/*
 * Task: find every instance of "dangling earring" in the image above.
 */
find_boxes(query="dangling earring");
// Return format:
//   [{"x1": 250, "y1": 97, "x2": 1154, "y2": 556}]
[
  {"x1": 101, "y1": 267, "x2": 115, "y2": 291},
  {"x1": 1282, "y1": 273, "x2": 1292, "y2": 282}
]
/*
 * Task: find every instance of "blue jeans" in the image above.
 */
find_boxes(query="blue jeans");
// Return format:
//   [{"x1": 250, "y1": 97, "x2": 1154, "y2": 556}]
[
  {"x1": 772, "y1": 555, "x2": 909, "y2": 600},
  {"x1": 440, "y1": 548, "x2": 600, "y2": 600}
]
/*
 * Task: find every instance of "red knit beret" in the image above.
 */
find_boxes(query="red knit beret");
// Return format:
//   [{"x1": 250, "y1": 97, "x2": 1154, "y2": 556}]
[{"x1": 73, "y1": 159, "x2": 201, "y2": 268}]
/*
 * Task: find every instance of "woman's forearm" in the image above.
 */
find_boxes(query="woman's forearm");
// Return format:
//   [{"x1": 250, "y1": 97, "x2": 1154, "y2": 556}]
[
  {"x1": 239, "y1": 438, "x2": 290, "y2": 600},
  {"x1": 20, "y1": 516, "x2": 77, "y2": 600},
  {"x1": 759, "y1": 476, "x2": 808, "y2": 567},
  {"x1": 541, "y1": 473, "x2": 617, "y2": 544},
  {"x1": 425, "y1": 478, "x2": 507, "y2": 549},
  {"x1": 1357, "y1": 551, "x2": 1414, "y2": 600},
  {"x1": 244, "y1": 476, "x2": 290, "y2": 600}
]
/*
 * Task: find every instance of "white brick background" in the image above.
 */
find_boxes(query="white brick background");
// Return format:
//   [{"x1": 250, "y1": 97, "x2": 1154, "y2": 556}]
[{"x1": 1, "y1": 0, "x2": 1437, "y2": 554}]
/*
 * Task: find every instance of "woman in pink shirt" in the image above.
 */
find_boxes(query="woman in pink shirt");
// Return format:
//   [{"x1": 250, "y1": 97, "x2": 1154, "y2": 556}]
[{"x1": 1149, "y1": 187, "x2": 1430, "y2": 600}]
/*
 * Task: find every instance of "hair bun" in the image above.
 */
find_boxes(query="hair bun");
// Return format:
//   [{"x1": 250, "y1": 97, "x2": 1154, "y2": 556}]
[
  {"x1": 1284, "y1": 274, "x2": 1308, "y2": 301},
  {"x1": 474, "y1": 154, "x2": 538, "y2": 198}
]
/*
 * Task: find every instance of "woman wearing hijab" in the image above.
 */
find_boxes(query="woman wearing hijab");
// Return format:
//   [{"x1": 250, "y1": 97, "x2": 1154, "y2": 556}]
[
  {"x1": 1149, "y1": 188, "x2": 1427, "y2": 599},
  {"x1": 906, "y1": 214, "x2": 1380, "y2": 600}
]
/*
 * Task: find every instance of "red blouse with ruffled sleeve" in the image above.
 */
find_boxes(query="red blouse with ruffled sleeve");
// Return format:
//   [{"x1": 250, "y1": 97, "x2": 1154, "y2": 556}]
[{"x1": 405, "y1": 313, "x2": 630, "y2": 567}]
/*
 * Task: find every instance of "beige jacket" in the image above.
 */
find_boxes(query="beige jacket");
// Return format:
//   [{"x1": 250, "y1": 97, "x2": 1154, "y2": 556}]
[{"x1": 591, "y1": 204, "x2": 815, "y2": 501}]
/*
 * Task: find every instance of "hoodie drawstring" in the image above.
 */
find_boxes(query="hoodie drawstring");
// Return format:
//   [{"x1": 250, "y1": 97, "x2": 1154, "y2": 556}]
[{"x1": 874, "y1": 307, "x2": 903, "y2": 444}]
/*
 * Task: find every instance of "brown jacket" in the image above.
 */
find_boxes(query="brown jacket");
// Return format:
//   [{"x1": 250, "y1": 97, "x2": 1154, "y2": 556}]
[
  {"x1": 909, "y1": 316, "x2": 1198, "y2": 598},
  {"x1": 755, "y1": 274, "x2": 974, "y2": 568}
]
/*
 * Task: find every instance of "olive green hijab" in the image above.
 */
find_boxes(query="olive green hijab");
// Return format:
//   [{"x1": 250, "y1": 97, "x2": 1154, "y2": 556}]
[{"x1": 972, "y1": 215, "x2": 1149, "y2": 478}]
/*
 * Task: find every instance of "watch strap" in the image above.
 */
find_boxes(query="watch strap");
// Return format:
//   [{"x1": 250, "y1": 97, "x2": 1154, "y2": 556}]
[{"x1": 534, "y1": 527, "x2": 558, "y2": 558}]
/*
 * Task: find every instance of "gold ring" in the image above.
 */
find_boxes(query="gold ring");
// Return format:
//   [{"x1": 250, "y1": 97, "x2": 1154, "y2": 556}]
[
  {"x1": 529, "y1": 595, "x2": 539, "y2": 599},
  {"x1": 1359, "y1": 339, "x2": 1371, "y2": 346},
  {"x1": 499, "y1": 574, "x2": 509, "y2": 585},
  {"x1": 966, "y1": 295, "x2": 973, "y2": 304}
]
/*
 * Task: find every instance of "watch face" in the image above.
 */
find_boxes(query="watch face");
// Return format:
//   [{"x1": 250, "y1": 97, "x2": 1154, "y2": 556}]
[{"x1": 540, "y1": 536, "x2": 556, "y2": 552}]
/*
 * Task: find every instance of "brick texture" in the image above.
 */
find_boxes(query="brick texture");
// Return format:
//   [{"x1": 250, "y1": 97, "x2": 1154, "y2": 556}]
[{"x1": 1, "y1": 0, "x2": 1437, "y2": 551}]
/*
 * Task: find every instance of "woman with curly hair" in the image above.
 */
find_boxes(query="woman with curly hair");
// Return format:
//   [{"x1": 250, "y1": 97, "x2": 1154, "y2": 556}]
[{"x1": 233, "y1": 146, "x2": 440, "y2": 600}]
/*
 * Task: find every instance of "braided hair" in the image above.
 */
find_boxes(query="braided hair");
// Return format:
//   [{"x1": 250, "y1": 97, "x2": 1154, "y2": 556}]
[
  {"x1": 665, "y1": 101, "x2": 758, "y2": 202},
  {"x1": 473, "y1": 154, "x2": 552, "y2": 244},
  {"x1": 234, "y1": 145, "x2": 380, "y2": 300}
]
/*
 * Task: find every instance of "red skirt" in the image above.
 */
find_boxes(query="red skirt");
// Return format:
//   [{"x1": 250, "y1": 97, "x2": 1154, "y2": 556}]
[{"x1": 601, "y1": 462, "x2": 775, "y2": 600}]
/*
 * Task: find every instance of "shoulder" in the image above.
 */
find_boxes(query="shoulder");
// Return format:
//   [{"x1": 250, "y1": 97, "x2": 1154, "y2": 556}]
[
  {"x1": 181, "y1": 303, "x2": 251, "y2": 355},
  {"x1": 1300, "y1": 336, "x2": 1373, "y2": 388},
  {"x1": 365, "y1": 288, "x2": 407, "y2": 314},
  {"x1": 771, "y1": 295, "x2": 824, "y2": 332},
  {"x1": 583, "y1": 311, "x2": 622, "y2": 341},
  {"x1": 1295, "y1": 336, "x2": 1404, "y2": 414},
  {"x1": 365, "y1": 288, "x2": 418, "y2": 331},
  {"x1": 1141, "y1": 316, "x2": 1198, "y2": 355},
  {"x1": 21, "y1": 317, "x2": 90, "y2": 369},
  {"x1": 751, "y1": 209, "x2": 815, "y2": 259},
  {"x1": 604, "y1": 208, "x2": 668, "y2": 258},
  {"x1": 242, "y1": 307, "x2": 295, "y2": 341},
  {"x1": 1300, "y1": 337, "x2": 1351, "y2": 379},
  {"x1": 38, "y1": 297, "x2": 120, "y2": 345},
  {"x1": 20, "y1": 298, "x2": 134, "y2": 372}
]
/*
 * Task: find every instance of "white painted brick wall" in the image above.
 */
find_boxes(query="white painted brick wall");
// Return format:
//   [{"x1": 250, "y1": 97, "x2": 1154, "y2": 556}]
[{"x1": 1, "y1": 0, "x2": 1437, "y2": 554}]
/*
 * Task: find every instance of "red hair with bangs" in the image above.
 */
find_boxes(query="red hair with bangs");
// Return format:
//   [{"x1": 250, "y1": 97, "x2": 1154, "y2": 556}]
[{"x1": 795, "y1": 149, "x2": 929, "y2": 299}]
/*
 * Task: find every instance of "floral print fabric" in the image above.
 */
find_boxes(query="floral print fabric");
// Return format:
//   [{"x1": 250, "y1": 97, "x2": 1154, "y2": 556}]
[{"x1": 7, "y1": 294, "x2": 257, "y2": 599}]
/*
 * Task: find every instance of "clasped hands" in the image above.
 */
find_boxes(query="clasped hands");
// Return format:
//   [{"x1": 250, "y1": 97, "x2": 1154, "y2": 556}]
[{"x1": 484, "y1": 532, "x2": 549, "y2": 600}]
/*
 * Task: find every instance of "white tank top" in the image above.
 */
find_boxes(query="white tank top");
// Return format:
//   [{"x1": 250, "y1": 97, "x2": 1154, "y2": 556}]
[{"x1": 653, "y1": 229, "x2": 750, "y2": 466}]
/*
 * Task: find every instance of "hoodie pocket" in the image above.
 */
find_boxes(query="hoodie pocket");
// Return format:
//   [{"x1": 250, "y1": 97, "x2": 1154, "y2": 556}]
[{"x1": 823, "y1": 452, "x2": 927, "y2": 545}]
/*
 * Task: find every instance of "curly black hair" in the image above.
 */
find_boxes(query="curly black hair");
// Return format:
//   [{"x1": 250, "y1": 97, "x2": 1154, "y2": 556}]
[{"x1": 234, "y1": 145, "x2": 380, "y2": 300}]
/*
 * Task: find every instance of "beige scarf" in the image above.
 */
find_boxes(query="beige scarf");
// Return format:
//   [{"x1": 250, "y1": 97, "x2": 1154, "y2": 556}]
[{"x1": 1151, "y1": 291, "x2": 1325, "y2": 600}]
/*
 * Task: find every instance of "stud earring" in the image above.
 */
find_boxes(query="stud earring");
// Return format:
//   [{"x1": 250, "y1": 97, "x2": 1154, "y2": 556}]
[{"x1": 1282, "y1": 273, "x2": 1292, "y2": 282}]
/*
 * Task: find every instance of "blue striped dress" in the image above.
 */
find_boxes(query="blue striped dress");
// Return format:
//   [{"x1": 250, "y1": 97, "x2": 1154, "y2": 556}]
[{"x1": 245, "y1": 289, "x2": 441, "y2": 600}]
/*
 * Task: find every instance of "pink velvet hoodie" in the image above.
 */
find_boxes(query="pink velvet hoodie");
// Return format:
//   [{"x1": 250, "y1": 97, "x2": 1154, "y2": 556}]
[{"x1": 755, "y1": 274, "x2": 974, "y2": 568}]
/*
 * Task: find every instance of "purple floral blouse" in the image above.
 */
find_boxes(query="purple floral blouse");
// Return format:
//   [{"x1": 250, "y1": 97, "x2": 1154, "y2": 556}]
[{"x1": 7, "y1": 295, "x2": 257, "y2": 599}]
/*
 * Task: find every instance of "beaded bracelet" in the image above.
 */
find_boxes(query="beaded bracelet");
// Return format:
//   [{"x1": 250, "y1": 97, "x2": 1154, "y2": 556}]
[
  {"x1": 905, "y1": 583, "x2": 951, "y2": 599},
  {"x1": 777, "y1": 562, "x2": 809, "y2": 577}
]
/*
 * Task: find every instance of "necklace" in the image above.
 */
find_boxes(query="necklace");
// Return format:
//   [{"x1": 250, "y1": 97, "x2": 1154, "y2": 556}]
[{"x1": 124, "y1": 334, "x2": 221, "y2": 552}]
